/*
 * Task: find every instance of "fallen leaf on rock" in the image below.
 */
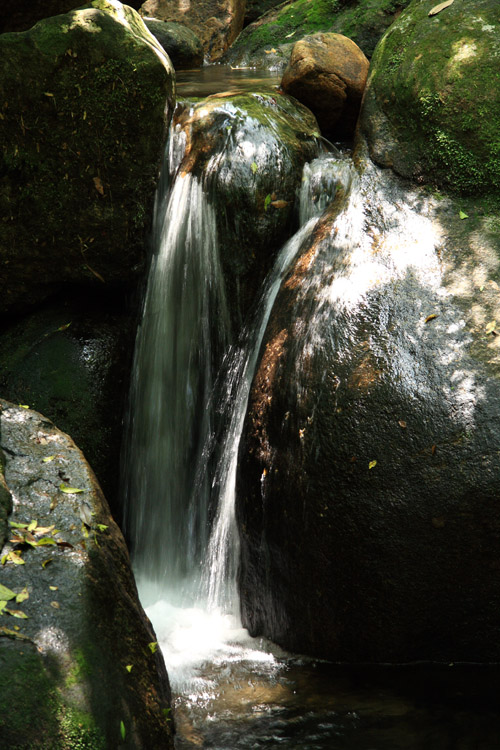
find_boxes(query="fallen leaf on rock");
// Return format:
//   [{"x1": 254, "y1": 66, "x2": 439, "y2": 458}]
[
  {"x1": 459, "y1": 209, "x2": 468, "y2": 219},
  {"x1": 49, "y1": 586, "x2": 58, "y2": 591},
  {"x1": 15, "y1": 587, "x2": 29, "y2": 603},
  {"x1": 0, "y1": 584, "x2": 16, "y2": 601},
  {"x1": 5, "y1": 608, "x2": 28, "y2": 619},
  {"x1": 398, "y1": 420, "x2": 407, "y2": 428},
  {"x1": 7, "y1": 551, "x2": 24, "y2": 565},
  {"x1": 425, "y1": 314, "x2": 438, "y2": 323},
  {"x1": 485, "y1": 320, "x2": 498, "y2": 335},
  {"x1": 41, "y1": 558, "x2": 53, "y2": 569},
  {"x1": 50, "y1": 601, "x2": 60, "y2": 609},
  {"x1": 0, "y1": 626, "x2": 30, "y2": 641},
  {"x1": 148, "y1": 641, "x2": 158, "y2": 654},
  {"x1": 250, "y1": 161, "x2": 258, "y2": 175},
  {"x1": 60, "y1": 483, "x2": 85, "y2": 494},
  {"x1": 0, "y1": 601, "x2": 7, "y2": 614},
  {"x1": 93, "y1": 176, "x2": 104, "y2": 195},
  {"x1": 428, "y1": 0, "x2": 454, "y2": 15},
  {"x1": 43, "y1": 456, "x2": 55, "y2": 463},
  {"x1": 120, "y1": 721, "x2": 126, "y2": 740},
  {"x1": 368, "y1": 460, "x2": 377, "y2": 470},
  {"x1": 271, "y1": 200, "x2": 289, "y2": 209},
  {"x1": 125, "y1": 665, "x2": 133, "y2": 673}
]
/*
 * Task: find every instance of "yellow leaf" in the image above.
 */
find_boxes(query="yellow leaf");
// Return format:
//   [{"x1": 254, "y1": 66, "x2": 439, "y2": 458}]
[
  {"x1": 49, "y1": 586, "x2": 58, "y2": 591},
  {"x1": 148, "y1": 641, "x2": 158, "y2": 654},
  {"x1": 424, "y1": 313, "x2": 437, "y2": 323},
  {"x1": 125, "y1": 665, "x2": 133, "y2": 672},
  {"x1": 42, "y1": 455, "x2": 55, "y2": 463},
  {"x1": 15, "y1": 587, "x2": 29, "y2": 604},
  {"x1": 8, "y1": 551, "x2": 24, "y2": 565},
  {"x1": 428, "y1": 0, "x2": 454, "y2": 15},
  {"x1": 60, "y1": 483, "x2": 85, "y2": 494},
  {"x1": 5, "y1": 608, "x2": 28, "y2": 619},
  {"x1": 50, "y1": 601, "x2": 60, "y2": 609},
  {"x1": 485, "y1": 320, "x2": 497, "y2": 335},
  {"x1": 368, "y1": 460, "x2": 377, "y2": 470}
]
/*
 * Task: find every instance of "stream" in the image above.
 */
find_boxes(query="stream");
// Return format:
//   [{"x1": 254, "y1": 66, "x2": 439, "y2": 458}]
[{"x1": 122, "y1": 67, "x2": 500, "y2": 749}]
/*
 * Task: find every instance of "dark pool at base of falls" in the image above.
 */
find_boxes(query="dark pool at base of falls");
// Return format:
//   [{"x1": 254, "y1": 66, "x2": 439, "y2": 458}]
[{"x1": 173, "y1": 658, "x2": 500, "y2": 749}]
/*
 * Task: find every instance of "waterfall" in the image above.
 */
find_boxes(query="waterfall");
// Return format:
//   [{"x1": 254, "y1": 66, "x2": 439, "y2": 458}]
[{"x1": 122, "y1": 136, "x2": 348, "y2": 688}]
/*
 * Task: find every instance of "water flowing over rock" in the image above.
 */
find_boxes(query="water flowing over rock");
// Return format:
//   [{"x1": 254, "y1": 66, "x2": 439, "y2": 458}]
[
  {"x1": 172, "y1": 91, "x2": 322, "y2": 329},
  {"x1": 0, "y1": 401, "x2": 174, "y2": 748},
  {"x1": 0, "y1": 0, "x2": 175, "y2": 314},
  {"x1": 140, "y1": 0, "x2": 245, "y2": 61},
  {"x1": 144, "y1": 18, "x2": 203, "y2": 68},
  {"x1": 236, "y1": 144, "x2": 500, "y2": 663},
  {"x1": 360, "y1": 0, "x2": 500, "y2": 193},
  {"x1": 281, "y1": 32, "x2": 369, "y2": 139}
]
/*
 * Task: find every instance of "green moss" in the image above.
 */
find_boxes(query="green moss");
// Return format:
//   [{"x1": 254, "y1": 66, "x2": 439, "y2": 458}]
[{"x1": 364, "y1": 0, "x2": 500, "y2": 195}]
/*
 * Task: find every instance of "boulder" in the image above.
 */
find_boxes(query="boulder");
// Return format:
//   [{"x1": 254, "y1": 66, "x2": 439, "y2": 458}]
[
  {"x1": 0, "y1": 401, "x2": 174, "y2": 748},
  {"x1": 0, "y1": 289, "x2": 136, "y2": 525},
  {"x1": 144, "y1": 19, "x2": 203, "y2": 68},
  {"x1": 0, "y1": 458, "x2": 12, "y2": 552},
  {"x1": 0, "y1": 0, "x2": 143, "y2": 33},
  {"x1": 236, "y1": 145, "x2": 500, "y2": 663},
  {"x1": 0, "y1": 0, "x2": 175, "y2": 314},
  {"x1": 139, "y1": 0, "x2": 244, "y2": 61},
  {"x1": 223, "y1": 0, "x2": 411, "y2": 71},
  {"x1": 360, "y1": 0, "x2": 500, "y2": 194},
  {"x1": 281, "y1": 32, "x2": 369, "y2": 139},
  {"x1": 172, "y1": 91, "x2": 321, "y2": 331}
]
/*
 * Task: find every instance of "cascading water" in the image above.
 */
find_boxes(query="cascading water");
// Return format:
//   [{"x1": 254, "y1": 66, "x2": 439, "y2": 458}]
[{"x1": 122, "y1": 138, "x2": 346, "y2": 690}]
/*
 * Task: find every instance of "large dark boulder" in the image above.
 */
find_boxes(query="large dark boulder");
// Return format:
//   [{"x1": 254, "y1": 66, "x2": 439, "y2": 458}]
[
  {"x1": 0, "y1": 0, "x2": 175, "y2": 314},
  {"x1": 0, "y1": 401, "x2": 174, "y2": 748},
  {"x1": 281, "y1": 32, "x2": 369, "y2": 139},
  {"x1": 140, "y1": 0, "x2": 245, "y2": 61},
  {"x1": 0, "y1": 289, "x2": 136, "y2": 524},
  {"x1": 360, "y1": 0, "x2": 500, "y2": 193},
  {"x1": 236, "y1": 145, "x2": 500, "y2": 663},
  {"x1": 173, "y1": 91, "x2": 322, "y2": 331},
  {"x1": 144, "y1": 19, "x2": 203, "y2": 68}
]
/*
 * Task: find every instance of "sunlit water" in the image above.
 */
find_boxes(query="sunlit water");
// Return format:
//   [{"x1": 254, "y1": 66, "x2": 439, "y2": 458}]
[
  {"x1": 123, "y1": 75, "x2": 500, "y2": 748},
  {"x1": 176, "y1": 66, "x2": 281, "y2": 98}
]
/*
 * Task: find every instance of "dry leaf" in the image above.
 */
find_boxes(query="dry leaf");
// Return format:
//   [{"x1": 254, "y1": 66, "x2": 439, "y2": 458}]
[
  {"x1": 271, "y1": 200, "x2": 289, "y2": 209},
  {"x1": 425, "y1": 314, "x2": 438, "y2": 323},
  {"x1": 398, "y1": 420, "x2": 407, "y2": 429},
  {"x1": 428, "y1": 0, "x2": 454, "y2": 16},
  {"x1": 50, "y1": 601, "x2": 60, "y2": 609},
  {"x1": 93, "y1": 176, "x2": 104, "y2": 195}
]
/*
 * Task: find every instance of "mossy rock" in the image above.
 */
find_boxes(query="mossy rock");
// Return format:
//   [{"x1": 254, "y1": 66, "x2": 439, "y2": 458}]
[
  {"x1": 223, "y1": 0, "x2": 411, "y2": 70},
  {"x1": 0, "y1": 401, "x2": 174, "y2": 748},
  {"x1": 0, "y1": 0, "x2": 175, "y2": 314},
  {"x1": 0, "y1": 0, "x2": 143, "y2": 33},
  {"x1": 360, "y1": 0, "x2": 500, "y2": 194}
]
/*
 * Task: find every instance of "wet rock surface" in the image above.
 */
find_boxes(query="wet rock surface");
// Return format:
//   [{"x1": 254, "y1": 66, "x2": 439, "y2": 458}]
[
  {"x1": 0, "y1": 401, "x2": 174, "y2": 749},
  {"x1": 236, "y1": 145, "x2": 500, "y2": 663},
  {"x1": 281, "y1": 32, "x2": 369, "y2": 139}
]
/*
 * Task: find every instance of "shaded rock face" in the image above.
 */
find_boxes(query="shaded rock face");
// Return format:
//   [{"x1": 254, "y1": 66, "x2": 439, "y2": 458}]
[
  {"x1": 0, "y1": 0, "x2": 175, "y2": 314},
  {"x1": 223, "y1": 0, "x2": 411, "y2": 71},
  {"x1": 0, "y1": 401, "x2": 174, "y2": 748},
  {"x1": 145, "y1": 19, "x2": 203, "y2": 68},
  {"x1": 0, "y1": 0, "x2": 143, "y2": 33},
  {"x1": 360, "y1": 0, "x2": 500, "y2": 194},
  {"x1": 0, "y1": 289, "x2": 136, "y2": 525},
  {"x1": 281, "y1": 33, "x2": 369, "y2": 139},
  {"x1": 236, "y1": 146, "x2": 500, "y2": 663},
  {"x1": 0, "y1": 456, "x2": 12, "y2": 552},
  {"x1": 140, "y1": 0, "x2": 245, "y2": 61},
  {"x1": 173, "y1": 92, "x2": 322, "y2": 331}
]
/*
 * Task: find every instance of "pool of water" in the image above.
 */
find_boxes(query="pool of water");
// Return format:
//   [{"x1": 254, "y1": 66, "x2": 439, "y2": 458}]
[{"x1": 176, "y1": 66, "x2": 281, "y2": 99}]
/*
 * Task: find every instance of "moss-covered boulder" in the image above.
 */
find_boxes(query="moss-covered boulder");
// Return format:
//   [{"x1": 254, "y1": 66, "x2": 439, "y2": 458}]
[
  {"x1": 360, "y1": 0, "x2": 500, "y2": 194},
  {"x1": 236, "y1": 144, "x2": 500, "y2": 663},
  {"x1": 0, "y1": 0, "x2": 143, "y2": 33},
  {"x1": 144, "y1": 19, "x2": 203, "y2": 68},
  {"x1": 223, "y1": 0, "x2": 411, "y2": 70},
  {"x1": 281, "y1": 32, "x2": 369, "y2": 139},
  {"x1": 0, "y1": 289, "x2": 136, "y2": 524},
  {"x1": 0, "y1": 401, "x2": 174, "y2": 748},
  {"x1": 0, "y1": 0, "x2": 175, "y2": 314},
  {"x1": 173, "y1": 91, "x2": 321, "y2": 330},
  {"x1": 140, "y1": 0, "x2": 244, "y2": 61}
]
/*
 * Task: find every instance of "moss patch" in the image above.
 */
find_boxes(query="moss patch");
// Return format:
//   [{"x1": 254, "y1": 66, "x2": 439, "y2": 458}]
[{"x1": 361, "y1": 0, "x2": 500, "y2": 194}]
